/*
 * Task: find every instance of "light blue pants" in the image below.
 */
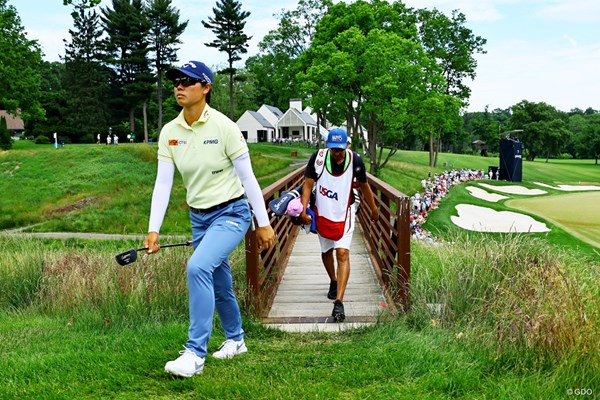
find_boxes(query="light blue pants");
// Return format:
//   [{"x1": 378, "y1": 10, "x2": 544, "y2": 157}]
[{"x1": 185, "y1": 199, "x2": 251, "y2": 357}]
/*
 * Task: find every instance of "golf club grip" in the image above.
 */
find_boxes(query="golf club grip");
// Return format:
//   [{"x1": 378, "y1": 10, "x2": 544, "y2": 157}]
[
  {"x1": 134, "y1": 241, "x2": 192, "y2": 252},
  {"x1": 160, "y1": 240, "x2": 193, "y2": 249}
]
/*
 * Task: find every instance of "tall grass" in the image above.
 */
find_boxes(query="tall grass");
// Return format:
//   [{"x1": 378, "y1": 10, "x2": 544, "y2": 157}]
[
  {"x1": 3, "y1": 233, "x2": 597, "y2": 384},
  {"x1": 409, "y1": 233, "x2": 599, "y2": 383},
  {"x1": 0, "y1": 236, "x2": 247, "y2": 327}
]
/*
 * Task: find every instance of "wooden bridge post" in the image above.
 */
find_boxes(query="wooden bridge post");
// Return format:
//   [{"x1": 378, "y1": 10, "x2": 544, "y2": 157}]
[
  {"x1": 245, "y1": 229, "x2": 261, "y2": 315},
  {"x1": 396, "y1": 196, "x2": 411, "y2": 311},
  {"x1": 243, "y1": 167, "x2": 306, "y2": 318}
]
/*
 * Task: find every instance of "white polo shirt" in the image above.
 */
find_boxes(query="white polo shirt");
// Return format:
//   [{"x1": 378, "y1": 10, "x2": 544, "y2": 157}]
[{"x1": 158, "y1": 104, "x2": 248, "y2": 209}]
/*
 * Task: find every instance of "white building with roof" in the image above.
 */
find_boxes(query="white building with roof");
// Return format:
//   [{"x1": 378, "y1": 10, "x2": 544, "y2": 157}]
[
  {"x1": 275, "y1": 99, "x2": 321, "y2": 143},
  {"x1": 257, "y1": 104, "x2": 284, "y2": 127},
  {"x1": 236, "y1": 99, "x2": 370, "y2": 146},
  {"x1": 0, "y1": 110, "x2": 24, "y2": 139},
  {"x1": 236, "y1": 110, "x2": 276, "y2": 143}
]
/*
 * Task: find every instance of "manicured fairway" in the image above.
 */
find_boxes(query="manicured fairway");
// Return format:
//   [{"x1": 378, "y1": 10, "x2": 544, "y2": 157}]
[{"x1": 507, "y1": 191, "x2": 600, "y2": 249}]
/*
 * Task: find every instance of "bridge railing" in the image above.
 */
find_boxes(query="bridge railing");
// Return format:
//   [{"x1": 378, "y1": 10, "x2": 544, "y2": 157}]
[
  {"x1": 356, "y1": 173, "x2": 411, "y2": 311},
  {"x1": 244, "y1": 166, "x2": 410, "y2": 316},
  {"x1": 244, "y1": 167, "x2": 304, "y2": 316}
]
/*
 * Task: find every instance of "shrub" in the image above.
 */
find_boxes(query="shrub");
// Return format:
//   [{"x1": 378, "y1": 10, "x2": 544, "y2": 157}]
[
  {"x1": 34, "y1": 135, "x2": 51, "y2": 144},
  {"x1": 80, "y1": 133, "x2": 94, "y2": 143}
]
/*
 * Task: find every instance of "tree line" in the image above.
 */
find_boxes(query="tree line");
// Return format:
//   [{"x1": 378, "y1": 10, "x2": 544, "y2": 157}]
[
  {"x1": 462, "y1": 103, "x2": 600, "y2": 164},
  {"x1": 1, "y1": 0, "x2": 598, "y2": 169}
]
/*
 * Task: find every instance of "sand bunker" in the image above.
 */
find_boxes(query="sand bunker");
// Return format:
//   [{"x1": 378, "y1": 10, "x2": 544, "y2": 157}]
[
  {"x1": 456, "y1": 182, "x2": 599, "y2": 234},
  {"x1": 465, "y1": 186, "x2": 509, "y2": 203},
  {"x1": 533, "y1": 182, "x2": 600, "y2": 191},
  {"x1": 451, "y1": 204, "x2": 550, "y2": 233},
  {"x1": 478, "y1": 183, "x2": 547, "y2": 195}
]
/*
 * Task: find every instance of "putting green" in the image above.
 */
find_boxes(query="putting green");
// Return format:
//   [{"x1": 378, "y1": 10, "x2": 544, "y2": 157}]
[{"x1": 506, "y1": 191, "x2": 600, "y2": 249}]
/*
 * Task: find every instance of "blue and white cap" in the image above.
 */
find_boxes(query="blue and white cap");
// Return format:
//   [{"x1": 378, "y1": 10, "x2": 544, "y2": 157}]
[
  {"x1": 166, "y1": 61, "x2": 213, "y2": 84},
  {"x1": 327, "y1": 128, "x2": 348, "y2": 149}
]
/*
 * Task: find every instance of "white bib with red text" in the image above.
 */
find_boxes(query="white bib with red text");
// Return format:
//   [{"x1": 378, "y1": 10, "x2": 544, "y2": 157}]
[{"x1": 314, "y1": 150, "x2": 354, "y2": 240}]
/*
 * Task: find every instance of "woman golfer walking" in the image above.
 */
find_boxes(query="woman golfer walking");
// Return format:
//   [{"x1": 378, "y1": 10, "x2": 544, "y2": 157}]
[{"x1": 144, "y1": 60, "x2": 275, "y2": 377}]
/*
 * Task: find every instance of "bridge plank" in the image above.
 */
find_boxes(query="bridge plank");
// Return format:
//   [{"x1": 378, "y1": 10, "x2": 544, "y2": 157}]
[{"x1": 263, "y1": 226, "x2": 389, "y2": 331}]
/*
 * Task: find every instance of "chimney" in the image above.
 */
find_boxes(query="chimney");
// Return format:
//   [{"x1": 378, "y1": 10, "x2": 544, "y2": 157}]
[{"x1": 289, "y1": 98, "x2": 303, "y2": 111}]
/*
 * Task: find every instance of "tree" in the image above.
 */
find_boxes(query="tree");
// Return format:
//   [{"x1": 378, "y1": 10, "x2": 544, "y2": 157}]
[
  {"x1": 245, "y1": 53, "x2": 296, "y2": 112},
  {"x1": 583, "y1": 114, "x2": 600, "y2": 164},
  {"x1": 246, "y1": 0, "x2": 331, "y2": 113},
  {"x1": 413, "y1": 92, "x2": 462, "y2": 167},
  {"x1": 0, "y1": 116, "x2": 11, "y2": 150},
  {"x1": 414, "y1": 8, "x2": 487, "y2": 103},
  {"x1": 62, "y1": 0, "x2": 110, "y2": 142},
  {"x1": 573, "y1": 112, "x2": 600, "y2": 164},
  {"x1": 410, "y1": 7, "x2": 486, "y2": 166},
  {"x1": 510, "y1": 100, "x2": 571, "y2": 161},
  {"x1": 203, "y1": 0, "x2": 251, "y2": 120},
  {"x1": 361, "y1": 29, "x2": 434, "y2": 170},
  {"x1": 295, "y1": 0, "x2": 488, "y2": 171},
  {"x1": 31, "y1": 62, "x2": 68, "y2": 138},
  {"x1": 0, "y1": 0, "x2": 44, "y2": 124},
  {"x1": 210, "y1": 68, "x2": 259, "y2": 121},
  {"x1": 299, "y1": 0, "x2": 434, "y2": 174},
  {"x1": 101, "y1": 0, "x2": 153, "y2": 135},
  {"x1": 146, "y1": 0, "x2": 187, "y2": 139},
  {"x1": 462, "y1": 107, "x2": 512, "y2": 154}
]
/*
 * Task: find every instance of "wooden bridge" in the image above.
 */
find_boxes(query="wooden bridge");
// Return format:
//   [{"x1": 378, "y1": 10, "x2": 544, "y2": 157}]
[{"x1": 244, "y1": 166, "x2": 411, "y2": 332}]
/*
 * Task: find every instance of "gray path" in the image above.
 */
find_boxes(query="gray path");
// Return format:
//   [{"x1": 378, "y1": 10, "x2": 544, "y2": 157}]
[
  {"x1": 0, "y1": 231, "x2": 186, "y2": 241},
  {"x1": 263, "y1": 226, "x2": 389, "y2": 332}
]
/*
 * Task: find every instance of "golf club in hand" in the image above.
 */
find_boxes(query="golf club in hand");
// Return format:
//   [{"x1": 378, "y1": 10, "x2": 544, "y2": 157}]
[{"x1": 115, "y1": 240, "x2": 193, "y2": 266}]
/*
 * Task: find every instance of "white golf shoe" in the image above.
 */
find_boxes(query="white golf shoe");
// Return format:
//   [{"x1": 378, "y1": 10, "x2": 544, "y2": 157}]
[
  {"x1": 164, "y1": 347, "x2": 204, "y2": 377},
  {"x1": 212, "y1": 339, "x2": 248, "y2": 359}
]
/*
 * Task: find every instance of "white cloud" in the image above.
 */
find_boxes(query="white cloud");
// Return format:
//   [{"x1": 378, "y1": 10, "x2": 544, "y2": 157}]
[
  {"x1": 408, "y1": 0, "x2": 600, "y2": 23},
  {"x1": 562, "y1": 34, "x2": 578, "y2": 47},
  {"x1": 467, "y1": 29, "x2": 600, "y2": 112},
  {"x1": 402, "y1": 0, "x2": 508, "y2": 22},
  {"x1": 536, "y1": 0, "x2": 600, "y2": 23}
]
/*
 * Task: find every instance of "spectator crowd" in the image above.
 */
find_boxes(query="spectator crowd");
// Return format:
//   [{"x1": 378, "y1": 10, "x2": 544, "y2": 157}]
[{"x1": 409, "y1": 168, "x2": 485, "y2": 244}]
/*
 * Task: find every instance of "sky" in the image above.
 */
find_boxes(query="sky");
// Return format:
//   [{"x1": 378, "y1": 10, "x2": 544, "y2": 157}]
[{"x1": 10, "y1": 0, "x2": 600, "y2": 113}]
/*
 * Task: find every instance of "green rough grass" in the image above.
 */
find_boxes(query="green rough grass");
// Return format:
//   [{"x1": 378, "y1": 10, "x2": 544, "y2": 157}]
[
  {"x1": 0, "y1": 314, "x2": 572, "y2": 400},
  {"x1": 1, "y1": 141, "x2": 599, "y2": 398},
  {"x1": 0, "y1": 142, "x2": 299, "y2": 234},
  {"x1": 0, "y1": 232, "x2": 597, "y2": 398}
]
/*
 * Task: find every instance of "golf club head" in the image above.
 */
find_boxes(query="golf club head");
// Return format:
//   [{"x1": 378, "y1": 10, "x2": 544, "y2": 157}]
[
  {"x1": 114, "y1": 241, "x2": 192, "y2": 266},
  {"x1": 115, "y1": 249, "x2": 138, "y2": 266}
]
